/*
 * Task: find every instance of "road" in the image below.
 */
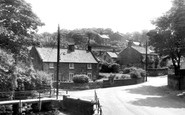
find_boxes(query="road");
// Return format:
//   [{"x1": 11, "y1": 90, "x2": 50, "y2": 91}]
[{"x1": 69, "y1": 76, "x2": 185, "y2": 115}]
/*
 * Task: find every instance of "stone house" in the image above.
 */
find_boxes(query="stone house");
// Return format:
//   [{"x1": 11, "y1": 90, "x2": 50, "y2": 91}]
[
  {"x1": 117, "y1": 41, "x2": 158, "y2": 69},
  {"x1": 30, "y1": 45, "x2": 99, "y2": 82}
]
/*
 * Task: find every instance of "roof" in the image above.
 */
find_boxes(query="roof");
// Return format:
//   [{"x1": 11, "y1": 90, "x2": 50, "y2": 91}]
[
  {"x1": 98, "y1": 34, "x2": 109, "y2": 39},
  {"x1": 35, "y1": 47, "x2": 98, "y2": 63},
  {"x1": 132, "y1": 46, "x2": 157, "y2": 55},
  {"x1": 107, "y1": 52, "x2": 118, "y2": 58}
]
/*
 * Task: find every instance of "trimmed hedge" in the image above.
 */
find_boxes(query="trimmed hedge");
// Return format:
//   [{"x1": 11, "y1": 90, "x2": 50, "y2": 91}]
[{"x1": 73, "y1": 74, "x2": 90, "y2": 84}]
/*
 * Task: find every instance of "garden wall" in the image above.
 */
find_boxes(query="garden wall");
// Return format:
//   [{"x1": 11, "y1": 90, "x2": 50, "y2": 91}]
[
  {"x1": 54, "y1": 78, "x2": 145, "y2": 90},
  {"x1": 102, "y1": 77, "x2": 145, "y2": 88},
  {"x1": 168, "y1": 74, "x2": 185, "y2": 90},
  {"x1": 53, "y1": 82, "x2": 103, "y2": 90},
  {"x1": 148, "y1": 68, "x2": 168, "y2": 76}
]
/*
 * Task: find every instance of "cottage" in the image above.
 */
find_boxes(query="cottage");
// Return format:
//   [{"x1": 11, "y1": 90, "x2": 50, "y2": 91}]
[
  {"x1": 117, "y1": 40, "x2": 158, "y2": 69},
  {"x1": 102, "y1": 52, "x2": 118, "y2": 63},
  {"x1": 30, "y1": 45, "x2": 99, "y2": 82}
]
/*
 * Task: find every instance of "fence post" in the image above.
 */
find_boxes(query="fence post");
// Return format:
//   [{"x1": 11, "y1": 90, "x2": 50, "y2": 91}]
[
  {"x1": 19, "y1": 100, "x2": 22, "y2": 114},
  {"x1": 39, "y1": 92, "x2": 42, "y2": 111}
]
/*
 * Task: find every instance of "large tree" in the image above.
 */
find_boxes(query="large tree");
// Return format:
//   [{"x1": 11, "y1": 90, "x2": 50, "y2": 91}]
[
  {"x1": 0, "y1": 0, "x2": 44, "y2": 58},
  {"x1": 147, "y1": 0, "x2": 185, "y2": 75}
]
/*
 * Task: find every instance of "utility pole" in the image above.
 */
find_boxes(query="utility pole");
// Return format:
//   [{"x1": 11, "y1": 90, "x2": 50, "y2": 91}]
[
  {"x1": 56, "y1": 25, "x2": 60, "y2": 99},
  {"x1": 145, "y1": 37, "x2": 148, "y2": 82}
]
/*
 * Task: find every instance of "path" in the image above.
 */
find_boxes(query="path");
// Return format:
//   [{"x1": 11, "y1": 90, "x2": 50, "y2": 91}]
[{"x1": 69, "y1": 76, "x2": 185, "y2": 115}]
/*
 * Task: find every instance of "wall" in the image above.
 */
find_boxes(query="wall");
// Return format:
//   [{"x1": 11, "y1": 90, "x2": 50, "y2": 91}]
[
  {"x1": 63, "y1": 96, "x2": 94, "y2": 115},
  {"x1": 168, "y1": 74, "x2": 185, "y2": 90},
  {"x1": 103, "y1": 77, "x2": 145, "y2": 88},
  {"x1": 30, "y1": 47, "x2": 43, "y2": 70},
  {"x1": 53, "y1": 81, "x2": 103, "y2": 90},
  {"x1": 118, "y1": 47, "x2": 142, "y2": 66},
  {"x1": 42, "y1": 62, "x2": 98, "y2": 81},
  {"x1": 148, "y1": 68, "x2": 168, "y2": 76}
]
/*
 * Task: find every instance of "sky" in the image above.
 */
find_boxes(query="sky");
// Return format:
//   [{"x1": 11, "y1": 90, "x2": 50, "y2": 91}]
[{"x1": 25, "y1": 0, "x2": 173, "y2": 34}]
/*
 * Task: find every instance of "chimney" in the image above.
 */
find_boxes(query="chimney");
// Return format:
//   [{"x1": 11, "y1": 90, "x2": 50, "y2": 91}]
[
  {"x1": 127, "y1": 40, "x2": 133, "y2": 47},
  {"x1": 68, "y1": 44, "x2": 75, "y2": 52},
  {"x1": 88, "y1": 45, "x2": 92, "y2": 52}
]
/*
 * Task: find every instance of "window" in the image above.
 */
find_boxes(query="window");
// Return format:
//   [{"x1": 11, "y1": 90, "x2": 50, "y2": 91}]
[
  {"x1": 87, "y1": 73, "x2": 92, "y2": 79},
  {"x1": 49, "y1": 63, "x2": 54, "y2": 69},
  {"x1": 69, "y1": 73, "x2": 74, "y2": 81},
  {"x1": 69, "y1": 63, "x2": 74, "y2": 69},
  {"x1": 87, "y1": 63, "x2": 92, "y2": 69}
]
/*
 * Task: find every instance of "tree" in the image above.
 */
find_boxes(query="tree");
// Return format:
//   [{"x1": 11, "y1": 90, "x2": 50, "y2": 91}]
[
  {"x1": 147, "y1": 0, "x2": 185, "y2": 75},
  {"x1": 0, "y1": 0, "x2": 44, "y2": 58}
]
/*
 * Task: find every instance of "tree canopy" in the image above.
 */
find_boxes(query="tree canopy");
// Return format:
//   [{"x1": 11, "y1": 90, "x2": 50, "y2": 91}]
[
  {"x1": 0, "y1": 0, "x2": 44, "y2": 56},
  {"x1": 147, "y1": 0, "x2": 185, "y2": 74}
]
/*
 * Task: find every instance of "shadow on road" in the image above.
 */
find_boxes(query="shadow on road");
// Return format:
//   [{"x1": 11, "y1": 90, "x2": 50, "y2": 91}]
[
  {"x1": 125, "y1": 85, "x2": 185, "y2": 108},
  {"x1": 125, "y1": 85, "x2": 169, "y2": 96}
]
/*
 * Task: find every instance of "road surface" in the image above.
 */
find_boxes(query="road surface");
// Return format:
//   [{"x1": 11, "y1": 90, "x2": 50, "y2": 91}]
[{"x1": 69, "y1": 76, "x2": 185, "y2": 115}]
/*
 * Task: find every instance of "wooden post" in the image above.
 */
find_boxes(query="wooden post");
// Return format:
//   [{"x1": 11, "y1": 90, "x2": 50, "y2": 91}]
[
  {"x1": 19, "y1": 100, "x2": 22, "y2": 114},
  {"x1": 145, "y1": 37, "x2": 148, "y2": 82},
  {"x1": 56, "y1": 25, "x2": 61, "y2": 99}
]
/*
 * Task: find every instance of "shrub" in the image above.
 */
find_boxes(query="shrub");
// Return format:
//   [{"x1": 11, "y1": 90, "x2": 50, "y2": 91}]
[
  {"x1": 123, "y1": 67, "x2": 146, "y2": 79},
  {"x1": 110, "y1": 63, "x2": 120, "y2": 73},
  {"x1": 130, "y1": 71, "x2": 141, "y2": 79},
  {"x1": 114, "y1": 74, "x2": 131, "y2": 80},
  {"x1": 73, "y1": 74, "x2": 89, "y2": 84},
  {"x1": 100, "y1": 62, "x2": 120, "y2": 73}
]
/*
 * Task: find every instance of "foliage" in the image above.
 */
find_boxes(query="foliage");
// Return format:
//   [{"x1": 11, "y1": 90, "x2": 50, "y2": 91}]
[
  {"x1": 72, "y1": 74, "x2": 89, "y2": 84},
  {"x1": 123, "y1": 67, "x2": 146, "y2": 78},
  {"x1": 0, "y1": 0, "x2": 44, "y2": 57},
  {"x1": 34, "y1": 71, "x2": 53, "y2": 89},
  {"x1": 100, "y1": 62, "x2": 120, "y2": 73},
  {"x1": 0, "y1": 49, "x2": 15, "y2": 99},
  {"x1": 147, "y1": 0, "x2": 185, "y2": 75},
  {"x1": 113, "y1": 74, "x2": 131, "y2": 80}
]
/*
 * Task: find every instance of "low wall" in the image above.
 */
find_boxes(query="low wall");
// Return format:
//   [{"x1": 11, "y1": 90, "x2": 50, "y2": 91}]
[
  {"x1": 53, "y1": 78, "x2": 145, "y2": 90},
  {"x1": 148, "y1": 68, "x2": 168, "y2": 76},
  {"x1": 53, "y1": 82, "x2": 103, "y2": 90},
  {"x1": 103, "y1": 77, "x2": 145, "y2": 88},
  {"x1": 168, "y1": 74, "x2": 185, "y2": 90},
  {"x1": 63, "y1": 96, "x2": 94, "y2": 115}
]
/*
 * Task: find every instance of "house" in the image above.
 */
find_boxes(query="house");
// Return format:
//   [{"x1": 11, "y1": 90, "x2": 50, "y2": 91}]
[
  {"x1": 30, "y1": 45, "x2": 99, "y2": 82},
  {"x1": 98, "y1": 34, "x2": 110, "y2": 46},
  {"x1": 117, "y1": 40, "x2": 158, "y2": 69},
  {"x1": 102, "y1": 52, "x2": 118, "y2": 63}
]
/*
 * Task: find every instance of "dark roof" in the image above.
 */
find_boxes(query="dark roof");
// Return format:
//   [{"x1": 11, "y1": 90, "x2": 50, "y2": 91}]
[{"x1": 35, "y1": 47, "x2": 98, "y2": 63}]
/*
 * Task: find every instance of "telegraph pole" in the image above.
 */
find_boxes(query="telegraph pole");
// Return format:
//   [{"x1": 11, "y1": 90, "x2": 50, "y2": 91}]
[
  {"x1": 56, "y1": 25, "x2": 60, "y2": 99},
  {"x1": 145, "y1": 38, "x2": 148, "y2": 82}
]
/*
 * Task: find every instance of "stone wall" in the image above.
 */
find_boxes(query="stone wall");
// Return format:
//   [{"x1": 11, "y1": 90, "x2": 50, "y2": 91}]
[
  {"x1": 103, "y1": 77, "x2": 145, "y2": 88},
  {"x1": 53, "y1": 81, "x2": 103, "y2": 90},
  {"x1": 168, "y1": 74, "x2": 185, "y2": 90},
  {"x1": 148, "y1": 68, "x2": 168, "y2": 76}
]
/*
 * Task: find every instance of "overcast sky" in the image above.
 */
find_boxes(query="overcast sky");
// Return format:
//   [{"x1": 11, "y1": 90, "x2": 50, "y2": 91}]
[{"x1": 25, "y1": 0, "x2": 172, "y2": 34}]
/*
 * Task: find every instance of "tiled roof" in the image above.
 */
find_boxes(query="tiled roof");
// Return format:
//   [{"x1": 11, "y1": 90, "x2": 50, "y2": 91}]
[
  {"x1": 35, "y1": 47, "x2": 98, "y2": 63},
  {"x1": 107, "y1": 52, "x2": 118, "y2": 58},
  {"x1": 132, "y1": 46, "x2": 157, "y2": 55}
]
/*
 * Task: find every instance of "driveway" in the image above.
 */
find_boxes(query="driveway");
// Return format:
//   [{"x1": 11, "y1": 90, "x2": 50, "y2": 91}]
[{"x1": 69, "y1": 76, "x2": 185, "y2": 115}]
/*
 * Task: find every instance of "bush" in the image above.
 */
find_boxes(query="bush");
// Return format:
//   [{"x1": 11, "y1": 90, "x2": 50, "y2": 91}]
[
  {"x1": 123, "y1": 67, "x2": 146, "y2": 79},
  {"x1": 130, "y1": 71, "x2": 141, "y2": 79},
  {"x1": 114, "y1": 74, "x2": 131, "y2": 80},
  {"x1": 100, "y1": 62, "x2": 120, "y2": 73},
  {"x1": 73, "y1": 74, "x2": 89, "y2": 84}
]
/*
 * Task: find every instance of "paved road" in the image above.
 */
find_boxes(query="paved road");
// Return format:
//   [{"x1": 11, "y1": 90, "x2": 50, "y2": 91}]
[{"x1": 69, "y1": 76, "x2": 185, "y2": 115}]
